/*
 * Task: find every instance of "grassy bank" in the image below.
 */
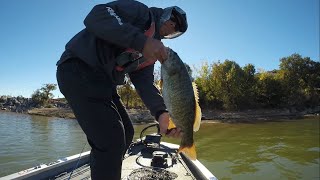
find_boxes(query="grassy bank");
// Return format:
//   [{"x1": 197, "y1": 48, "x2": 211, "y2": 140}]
[
  {"x1": 25, "y1": 107, "x2": 319, "y2": 123},
  {"x1": 27, "y1": 108, "x2": 156, "y2": 123},
  {"x1": 27, "y1": 108, "x2": 75, "y2": 119}
]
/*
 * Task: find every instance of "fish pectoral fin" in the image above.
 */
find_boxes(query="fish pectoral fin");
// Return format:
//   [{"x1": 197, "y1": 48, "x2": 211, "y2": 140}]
[
  {"x1": 157, "y1": 79, "x2": 163, "y2": 93},
  {"x1": 168, "y1": 116, "x2": 176, "y2": 129},
  {"x1": 192, "y1": 82, "x2": 202, "y2": 132},
  {"x1": 178, "y1": 143, "x2": 197, "y2": 160}
]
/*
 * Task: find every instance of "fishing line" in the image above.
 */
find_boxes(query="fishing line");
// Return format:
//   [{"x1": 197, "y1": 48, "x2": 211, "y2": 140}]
[
  {"x1": 140, "y1": 123, "x2": 160, "y2": 139},
  {"x1": 67, "y1": 142, "x2": 87, "y2": 180}
]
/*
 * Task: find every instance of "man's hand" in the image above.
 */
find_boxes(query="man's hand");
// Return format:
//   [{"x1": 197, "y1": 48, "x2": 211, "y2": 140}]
[
  {"x1": 142, "y1": 37, "x2": 168, "y2": 63},
  {"x1": 158, "y1": 112, "x2": 183, "y2": 138}
]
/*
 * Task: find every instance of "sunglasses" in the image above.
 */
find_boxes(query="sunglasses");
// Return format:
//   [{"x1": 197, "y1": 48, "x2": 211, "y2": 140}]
[{"x1": 170, "y1": 15, "x2": 180, "y2": 31}]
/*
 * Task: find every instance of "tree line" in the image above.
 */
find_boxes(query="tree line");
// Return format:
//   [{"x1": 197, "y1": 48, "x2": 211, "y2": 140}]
[
  {"x1": 194, "y1": 53, "x2": 319, "y2": 110},
  {"x1": 29, "y1": 53, "x2": 319, "y2": 111},
  {"x1": 118, "y1": 53, "x2": 319, "y2": 111}
]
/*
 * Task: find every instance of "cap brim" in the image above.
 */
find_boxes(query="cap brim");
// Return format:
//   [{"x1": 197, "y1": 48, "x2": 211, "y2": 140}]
[{"x1": 163, "y1": 31, "x2": 183, "y2": 39}]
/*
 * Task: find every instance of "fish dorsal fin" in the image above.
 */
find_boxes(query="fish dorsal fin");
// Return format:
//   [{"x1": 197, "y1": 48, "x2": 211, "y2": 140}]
[{"x1": 192, "y1": 82, "x2": 201, "y2": 132}]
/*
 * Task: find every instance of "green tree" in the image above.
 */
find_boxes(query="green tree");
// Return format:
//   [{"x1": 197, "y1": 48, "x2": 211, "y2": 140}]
[
  {"x1": 255, "y1": 71, "x2": 284, "y2": 108},
  {"x1": 278, "y1": 53, "x2": 320, "y2": 107},
  {"x1": 194, "y1": 62, "x2": 218, "y2": 108},
  {"x1": 211, "y1": 60, "x2": 247, "y2": 110},
  {"x1": 241, "y1": 64, "x2": 257, "y2": 107},
  {"x1": 31, "y1": 84, "x2": 57, "y2": 107},
  {"x1": 117, "y1": 75, "x2": 145, "y2": 108},
  {"x1": 195, "y1": 61, "x2": 257, "y2": 110}
]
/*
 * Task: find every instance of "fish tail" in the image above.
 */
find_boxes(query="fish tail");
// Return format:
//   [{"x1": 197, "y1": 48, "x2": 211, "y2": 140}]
[{"x1": 178, "y1": 143, "x2": 197, "y2": 160}]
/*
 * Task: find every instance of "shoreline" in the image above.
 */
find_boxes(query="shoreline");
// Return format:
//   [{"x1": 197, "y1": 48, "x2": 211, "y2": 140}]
[
  {"x1": 1, "y1": 107, "x2": 317, "y2": 123},
  {"x1": 200, "y1": 109, "x2": 319, "y2": 123}
]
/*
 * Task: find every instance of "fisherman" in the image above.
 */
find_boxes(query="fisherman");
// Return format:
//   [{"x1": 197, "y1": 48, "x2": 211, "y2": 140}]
[{"x1": 56, "y1": 1, "x2": 188, "y2": 179}]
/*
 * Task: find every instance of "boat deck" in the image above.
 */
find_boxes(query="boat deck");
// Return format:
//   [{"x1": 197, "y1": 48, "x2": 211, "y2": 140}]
[
  {"x1": 54, "y1": 156, "x2": 196, "y2": 180},
  {"x1": 1, "y1": 141, "x2": 217, "y2": 180},
  {"x1": 54, "y1": 142, "x2": 196, "y2": 180}
]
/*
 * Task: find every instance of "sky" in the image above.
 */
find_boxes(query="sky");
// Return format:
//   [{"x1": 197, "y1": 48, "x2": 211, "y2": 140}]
[{"x1": 0, "y1": 0, "x2": 319, "y2": 98}]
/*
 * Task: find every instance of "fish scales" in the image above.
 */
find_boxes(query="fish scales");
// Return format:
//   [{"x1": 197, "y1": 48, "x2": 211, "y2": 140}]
[{"x1": 161, "y1": 48, "x2": 201, "y2": 160}]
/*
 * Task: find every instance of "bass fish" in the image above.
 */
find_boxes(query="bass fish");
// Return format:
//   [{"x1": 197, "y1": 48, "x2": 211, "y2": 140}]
[{"x1": 160, "y1": 48, "x2": 202, "y2": 160}]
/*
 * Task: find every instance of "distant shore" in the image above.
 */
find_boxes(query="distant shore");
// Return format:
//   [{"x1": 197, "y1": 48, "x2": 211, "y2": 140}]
[
  {"x1": 200, "y1": 108, "x2": 319, "y2": 123},
  {"x1": 4, "y1": 107, "x2": 314, "y2": 123}
]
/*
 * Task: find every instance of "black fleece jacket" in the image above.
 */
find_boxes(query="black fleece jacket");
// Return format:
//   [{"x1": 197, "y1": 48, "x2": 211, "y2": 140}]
[{"x1": 57, "y1": 0, "x2": 167, "y2": 118}]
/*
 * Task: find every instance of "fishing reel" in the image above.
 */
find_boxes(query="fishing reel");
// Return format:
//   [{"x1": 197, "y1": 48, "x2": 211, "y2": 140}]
[
  {"x1": 140, "y1": 123, "x2": 162, "y2": 148},
  {"x1": 138, "y1": 124, "x2": 178, "y2": 168}
]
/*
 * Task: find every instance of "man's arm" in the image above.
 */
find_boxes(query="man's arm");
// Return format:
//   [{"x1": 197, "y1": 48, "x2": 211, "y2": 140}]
[
  {"x1": 84, "y1": 1, "x2": 149, "y2": 52},
  {"x1": 129, "y1": 65, "x2": 167, "y2": 119}
]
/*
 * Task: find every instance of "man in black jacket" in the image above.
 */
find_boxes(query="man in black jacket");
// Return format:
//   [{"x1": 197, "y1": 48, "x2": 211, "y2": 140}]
[{"x1": 56, "y1": 1, "x2": 188, "y2": 179}]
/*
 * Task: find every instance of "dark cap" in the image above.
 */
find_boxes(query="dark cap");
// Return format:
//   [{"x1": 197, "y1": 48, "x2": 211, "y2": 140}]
[{"x1": 160, "y1": 6, "x2": 188, "y2": 39}]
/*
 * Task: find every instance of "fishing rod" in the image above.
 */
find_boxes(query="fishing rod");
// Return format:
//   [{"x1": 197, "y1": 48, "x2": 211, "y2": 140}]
[{"x1": 67, "y1": 142, "x2": 87, "y2": 180}]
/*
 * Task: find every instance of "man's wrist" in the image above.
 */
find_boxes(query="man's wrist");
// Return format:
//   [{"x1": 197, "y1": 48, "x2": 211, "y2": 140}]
[{"x1": 155, "y1": 110, "x2": 168, "y2": 121}]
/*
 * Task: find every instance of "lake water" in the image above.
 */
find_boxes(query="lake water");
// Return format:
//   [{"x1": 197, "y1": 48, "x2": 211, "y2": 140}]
[{"x1": 0, "y1": 111, "x2": 319, "y2": 179}]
